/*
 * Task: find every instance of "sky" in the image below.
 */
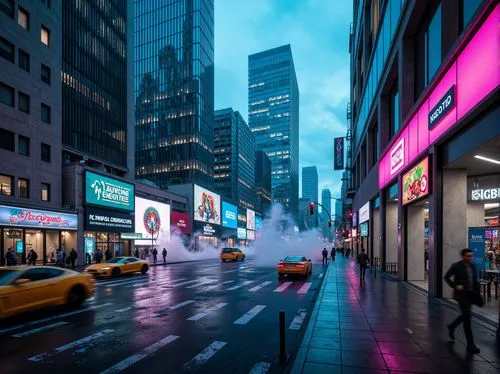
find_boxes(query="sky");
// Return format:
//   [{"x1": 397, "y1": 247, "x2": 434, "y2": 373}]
[{"x1": 214, "y1": 0, "x2": 353, "y2": 207}]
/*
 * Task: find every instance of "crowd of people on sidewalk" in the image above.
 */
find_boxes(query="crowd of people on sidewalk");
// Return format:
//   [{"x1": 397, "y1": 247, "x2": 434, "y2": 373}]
[{"x1": 4, "y1": 247, "x2": 79, "y2": 269}]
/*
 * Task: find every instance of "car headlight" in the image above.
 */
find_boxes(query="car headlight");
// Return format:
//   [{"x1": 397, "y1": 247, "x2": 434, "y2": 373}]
[{"x1": 100, "y1": 267, "x2": 111, "y2": 271}]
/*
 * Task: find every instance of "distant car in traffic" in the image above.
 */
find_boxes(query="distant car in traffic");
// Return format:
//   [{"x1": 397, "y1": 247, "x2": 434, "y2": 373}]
[
  {"x1": 220, "y1": 247, "x2": 246, "y2": 262},
  {"x1": 85, "y1": 257, "x2": 149, "y2": 278},
  {"x1": 277, "y1": 256, "x2": 312, "y2": 278},
  {"x1": 0, "y1": 266, "x2": 95, "y2": 319}
]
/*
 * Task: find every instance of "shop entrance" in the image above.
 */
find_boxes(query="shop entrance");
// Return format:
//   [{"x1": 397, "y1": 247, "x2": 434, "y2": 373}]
[
  {"x1": 384, "y1": 183, "x2": 398, "y2": 274},
  {"x1": 405, "y1": 199, "x2": 430, "y2": 291}
]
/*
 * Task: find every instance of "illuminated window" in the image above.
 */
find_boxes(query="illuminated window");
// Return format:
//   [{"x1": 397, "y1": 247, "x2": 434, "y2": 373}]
[
  {"x1": 41, "y1": 25, "x2": 50, "y2": 46},
  {"x1": 41, "y1": 183, "x2": 50, "y2": 201},
  {"x1": 18, "y1": 7, "x2": 29, "y2": 30},
  {"x1": 18, "y1": 178, "x2": 29, "y2": 198},
  {"x1": 0, "y1": 174, "x2": 13, "y2": 196}
]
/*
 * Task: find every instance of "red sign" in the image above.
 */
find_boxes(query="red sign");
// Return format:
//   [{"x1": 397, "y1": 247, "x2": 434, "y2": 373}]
[{"x1": 171, "y1": 211, "x2": 190, "y2": 234}]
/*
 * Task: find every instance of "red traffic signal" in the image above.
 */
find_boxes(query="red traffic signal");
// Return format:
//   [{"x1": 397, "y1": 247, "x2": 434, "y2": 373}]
[{"x1": 309, "y1": 202, "x2": 315, "y2": 215}]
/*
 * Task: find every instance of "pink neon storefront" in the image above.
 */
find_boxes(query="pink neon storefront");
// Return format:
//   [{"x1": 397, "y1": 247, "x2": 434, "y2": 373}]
[{"x1": 377, "y1": 4, "x2": 499, "y2": 298}]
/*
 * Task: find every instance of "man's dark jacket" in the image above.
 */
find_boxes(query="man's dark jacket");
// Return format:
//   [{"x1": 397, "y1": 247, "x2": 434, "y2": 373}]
[{"x1": 444, "y1": 261, "x2": 479, "y2": 299}]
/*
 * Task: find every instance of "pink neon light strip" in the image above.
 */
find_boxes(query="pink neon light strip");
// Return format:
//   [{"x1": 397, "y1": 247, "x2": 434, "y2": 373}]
[{"x1": 378, "y1": 4, "x2": 500, "y2": 189}]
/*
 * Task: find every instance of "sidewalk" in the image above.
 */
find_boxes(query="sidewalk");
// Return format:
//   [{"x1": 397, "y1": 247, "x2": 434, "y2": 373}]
[{"x1": 291, "y1": 257, "x2": 500, "y2": 374}]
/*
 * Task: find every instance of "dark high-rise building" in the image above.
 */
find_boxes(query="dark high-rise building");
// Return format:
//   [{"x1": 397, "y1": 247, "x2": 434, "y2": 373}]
[
  {"x1": 321, "y1": 188, "x2": 332, "y2": 221},
  {"x1": 248, "y1": 44, "x2": 299, "y2": 216},
  {"x1": 214, "y1": 108, "x2": 256, "y2": 210},
  {"x1": 62, "y1": 0, "x2": 133, "y2": 175},
  {"x1": 302, "y1": 166, "x2": 318, "y2": 227},
  {"x1": 134, "y1": 0, "x2": 215, "y2": 188},
  {"x1": 255, "y1": 150, "x2": 272, "y2": 215}
]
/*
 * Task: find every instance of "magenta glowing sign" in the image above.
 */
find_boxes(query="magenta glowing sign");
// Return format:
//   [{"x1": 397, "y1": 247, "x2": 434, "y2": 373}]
[{"x1": 379, "y1": 4, "x2": 500, "y2": 189}]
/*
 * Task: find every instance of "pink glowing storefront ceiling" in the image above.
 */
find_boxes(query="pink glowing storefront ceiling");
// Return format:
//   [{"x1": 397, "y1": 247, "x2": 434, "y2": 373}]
[{"x1": 379, "y1": 4, "x2": 500, "y2": 190}]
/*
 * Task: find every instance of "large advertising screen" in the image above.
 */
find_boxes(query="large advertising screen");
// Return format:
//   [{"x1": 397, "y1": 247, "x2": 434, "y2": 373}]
[
  {"x1": 0, "y1": 205, "x2": 78, "y2": 230},
  {"x1": 85, "y1": 171, "x2": 134, "y2": 211},
  {"x1": 222, "y1": 202, "x2": 237, "y2": 228},
  {"x1": 255, "y1": 216, "x2": 263, "y2": 231},
  {"x1": 246, "y1": 209, "x2": 255, "y2": 230},
  {"x1": 171, "y1": 211, "x2": 191, "y2": 234},
  {"x1": 194, "y1": 185, "x2": 221, "y2": 225},
  {"x1": 237, "y1": 227, "x2": 247, "y2": 239},
  {"x1": 402, "y1": 157, "x2": 429, "y2": 205},
  {"x1": 247, "y1": 230, "x2": 256, "y2": 240},
  {"x1": 134, "y1": 197, "x2": 170, "y2": 245}
]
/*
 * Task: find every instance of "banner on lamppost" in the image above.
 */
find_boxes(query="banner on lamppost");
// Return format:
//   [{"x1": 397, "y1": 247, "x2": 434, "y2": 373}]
[{"x1": 334, "y1": 137, "x2": 344, "y2": 170}]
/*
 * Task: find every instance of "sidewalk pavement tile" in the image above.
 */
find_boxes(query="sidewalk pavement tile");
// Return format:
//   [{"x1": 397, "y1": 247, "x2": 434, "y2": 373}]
[{"x1": 305, "y1": 347, "x2": 341, "y2": 365}]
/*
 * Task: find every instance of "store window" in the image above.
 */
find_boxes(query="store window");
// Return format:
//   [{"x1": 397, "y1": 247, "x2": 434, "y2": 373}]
[
  {"x1": 18, "y1": 49, "x2": 30, "y2": 72},
  {"x1": 18, "y1": 135, "x2": 30, "y2": 156},
  {"x1": 41, "y1": 64, "x2": 51, "y2": 84},
  {"x1": 460, "y1": 0, "x2": 483, "y2": 31},
  {"x1": 0, "y1": 0, "x2": 14, "y2": 18},
  {"x1": 41, "y1": 25, "x2": 50, "y2": 46},
  {"x1": 3, "y1": 228, "x2": 23, "y2": 264},
  {"x1": 18, "y1": 178, "x2": 29, "y2": 198},
  {"x1": 18, "y1": 7, "x2": 29, "y2": 30},
  {"x1": 41, "y1": 182, "x2": 50, "y2": 201},
  {"x1": 371, "y1": 0, "x2": 380, "y2": 40},
  {"x1": 390, "y1": 86, "x2": 400, "y2": 138},
  {"x1": 427, "y1": 4, "x2": 442, "y2": 83},
  {"x1": 18, "y1": 92, "x2": 30, "y2": 114},
  {"x1": 0, "y1": 82, "x2": 15, "y2": 107},
  {"x1": 41, "y1": 143, "x2": 51, "y2": 162},
  {"x1": 0, "y1": 36, "x2": 14, "y2": 63},
  {"x1": 41, "y1": 103, "x2": 51, "y2": 123},
  {"x1": 0, "y1": 128, "x2": 15, "y2": 151},
  {"x1": 0, "y1": 174, "x2": 14, "y2": 196}
]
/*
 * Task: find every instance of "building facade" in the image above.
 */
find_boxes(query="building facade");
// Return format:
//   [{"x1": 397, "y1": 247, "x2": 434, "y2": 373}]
[
  {"x1": 248, "y1": 44, "x2": 299, "y2": 217},
  {"x1": 213, "y1": 108, "x2": 256, "y2": 210},
  {"x1": 302, "y1": 166, "x2": 318, "y2": 227},
  {"x1": 255, "y1": 150, "x2": 272, "y2": 215},
  {"x1": 134, "y1": 0, "x2": 215, "y2": 188},
  {"x1": 321, "y1": 188, "x2": 332, "y2": 239},
  {"x1": 62, "y1": 0, "x2": 133, "y2": 176},
  {"x1": 348, "y1": 0, "x2": 499, "y2": 298}
]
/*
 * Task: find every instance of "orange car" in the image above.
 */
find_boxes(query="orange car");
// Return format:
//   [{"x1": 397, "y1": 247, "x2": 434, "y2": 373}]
[
  {"x1": 277, "y1": 256, "x2": 312, "y2": 278},
  {"x1": 85, "y1": 257, "x2": 149, "y2": 278},
  {"x1": 220, "y1": 247, "x2": 245, "y2": 262}
]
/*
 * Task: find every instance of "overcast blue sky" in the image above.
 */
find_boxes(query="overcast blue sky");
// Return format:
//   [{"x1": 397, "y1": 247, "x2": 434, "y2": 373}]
[{"x1": 214, "y1": 0, "x2": 353, "y2": 203}]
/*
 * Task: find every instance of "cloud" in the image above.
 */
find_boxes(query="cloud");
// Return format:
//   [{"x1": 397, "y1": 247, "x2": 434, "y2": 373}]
[{"x1": 215, "y1": 0, "x2": 352, "y2": 202}]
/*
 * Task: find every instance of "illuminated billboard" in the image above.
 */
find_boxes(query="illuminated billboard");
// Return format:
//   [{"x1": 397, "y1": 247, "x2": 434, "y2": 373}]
[
  {"x1": 194, "y1": 185, "x2": 221, "y2": 225},
  {"x1": 246, "y1": 209, "x2": 255, "y2": 230},
  {"x1": 222, "y1": 202, "x2": 237, "y2": 228},
  {"x1": 135, "y1": 197, "x2": 170, "y2": 245}
]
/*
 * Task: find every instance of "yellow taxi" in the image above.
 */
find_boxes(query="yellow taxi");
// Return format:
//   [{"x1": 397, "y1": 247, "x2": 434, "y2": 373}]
[
  {"x1": 277, "y1": 256, "x2": 312, "y2": 278},
  {"x1": 220, "y1": 247, "x2": 245, "y2": 262},
  {"x1": 0, "y1": 266, "x2": 95, "y2": 319},
  {"x1": 85, "y1": 256, "x2": 149, "y2": 278}
]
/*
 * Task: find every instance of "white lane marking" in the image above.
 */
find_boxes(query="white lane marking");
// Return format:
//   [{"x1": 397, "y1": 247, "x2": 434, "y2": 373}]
[
  {"x1": 97, "y1": 277, "x2": 148, "y2": 287},
  {"x1": 185, "y1": 279, "x2": 217, "y2": 289},
  {"x1": 169, "y1": 278, "x2": 208, "y2": 287},
  {"x1": 205, "y1": 280, "x2": 234, "y2": 290},
  {"x1": 0, "y1": 303, "x2": 113, "y2": 335},
  {"x1": 249, "y1": 362, "x2": 272, "y2": 374},
  {"x1": 28, "y1": 329, "x2": 115, "y2": 362},
  {"x1": 234, "y1": 305, "x2": 266, "y2": 325},
  {"x1": 187, "y1": 303, "x2": 228, "y2": 321},
  {"x1": 99, "y1": 335, "x2": 180, "y2": 374},
  {"x1": 319, "y1": 273, "x2": 323, "y2": 279},
  {"x1": 169, "y1": 300, "x2": 196, "y2": 311},
  {"x1": 273, "y1": 282, "x2": 293, "y2": 293},
  {"x1": 297, "y1": 282, "x2": 312, "y2": 294},
  {"x1": 11, "y1": 322, "x2": 69, "y2": 338},
  {"x1": 289, "y1": 309, "x2": 307, "y2": 330},
  {"x1": 249, "y1": 281, "x2": 272, "y2": 292},
  {"x1": 115, "y1": 307, "x2": 133, "y2": 313},
  {"x1": 102, "y1": 279, "x2": 150, "y2": 288},
  {"x1": 87, "y1": 296, "x2": 96, "y2": 302},
  {"x1": 227, "y1": 280, "x2": 254, "y2": 291},
  {"x1": 183, "y1": 341, "x2": 227, "y2": 371},
  {"x1": 223, "y1": 269, "x2": 239, "y2": 273}
]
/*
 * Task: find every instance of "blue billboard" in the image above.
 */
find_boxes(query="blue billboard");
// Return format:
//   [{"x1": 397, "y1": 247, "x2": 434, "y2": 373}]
[
  {"x1": 222, "y1": 202, "x2": 237, "y2": 229},
  {"x1": 255, "y1": 216, "x2": 263, "y2": 231}
]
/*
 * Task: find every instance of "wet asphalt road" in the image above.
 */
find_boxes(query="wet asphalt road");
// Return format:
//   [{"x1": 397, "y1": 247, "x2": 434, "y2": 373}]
[{"x1": 0, "y1": 258, "x2": 325, "y2": 374}]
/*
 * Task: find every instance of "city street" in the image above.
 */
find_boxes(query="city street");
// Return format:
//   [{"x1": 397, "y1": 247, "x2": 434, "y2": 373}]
[{"x1": 0, "y1": 258, "x2": 325, "y2": 373}]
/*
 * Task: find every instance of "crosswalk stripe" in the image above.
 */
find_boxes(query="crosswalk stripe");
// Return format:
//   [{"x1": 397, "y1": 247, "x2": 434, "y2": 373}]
[
  {"x1": 297, "y1": 282, "x2": 312, "y2": 294},
  {"x1": 249, "y1": 362, "x2": 271, "y2": 374},
  {"x1": 128, "y1": 279, "x2": 175, "y2": 288},
  {"x1": 115, "y1": 307, "x2": 132, "y2": 313},
  {"x1": 100, "y1": 279, "x2": 149, "y2": 288},
  {"x1": 183, "y1": 341, "x2": 227, "y2": 371},
  {"x1": 289, "y1": 309, "x2": 307, "y2": 330},
  {"x1": 234, "y1": 305, "x2": 266, "y2": 325},
  {"x1": 97, "y1": 277, "x2": 148, "y2": 287},
  {"x1": 28, "y1": 329, "x2": 115, "y2": 362},
  {"x1": 11, "y1": 322, "x2": 68, "y2": 338},
  {"x1": 205, "y1": 280, "x2": 234, "y2": 290},
  {"x1": 227, "y1": 280, "x2": 253, "y2": 291},
  {"x1": 169, "y1": 278, "x2": 208, "y2": 287},
  {"x1": 273, "y1": 282, "x2": 293, "y2": 292},
  {"x1": 249, "y1": 281, "x2": 272, "y2": 292},
  {"x1": 99, "y1": 335, "x2": 179, "y2": 374},
  {"x1": 187, "y1": 303, "x2": 228, "y2": 321},
  {"x1": 0, "y1": 303, "x2": 113, "y2": 335},
  {"x1": 185, "y1": 279, "x2": 217, "y2": 289}
]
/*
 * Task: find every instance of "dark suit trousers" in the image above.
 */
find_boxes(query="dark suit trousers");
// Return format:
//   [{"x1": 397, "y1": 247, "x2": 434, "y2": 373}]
[{"x1": 449, "y1": 292, "x2": 474, "y2": 345}]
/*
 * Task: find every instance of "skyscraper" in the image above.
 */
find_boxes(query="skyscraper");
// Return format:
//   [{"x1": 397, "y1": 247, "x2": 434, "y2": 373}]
[
  {"x1": 134, "y1": 0, "x2": 215, "y2": 188},
  {"x1": 321, "y1": 188, "x2": 332, "y2": 221},
  {"x1": 301, "y1": 166, "x2": 318, "y2": 227},
  {"x1": 62, "y1": 0, "x2": 133, "y2": 176},
  {"x1": 255, "y1": 150, "x2": 272, "y2": 215},
  {"x1": 248, "y1": 44, "x2": 299, "y2": 216},
  {"x1": 213, "y1": 108, "x2": 256, "y2": 210}
]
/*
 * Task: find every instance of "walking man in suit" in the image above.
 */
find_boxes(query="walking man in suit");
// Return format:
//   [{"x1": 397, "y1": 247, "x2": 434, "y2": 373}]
[{"x1": 444, "y1": 248, "x2": 481, "y2": 354}]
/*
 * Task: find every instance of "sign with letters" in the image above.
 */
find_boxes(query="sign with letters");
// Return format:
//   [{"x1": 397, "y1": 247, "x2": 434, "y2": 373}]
[
  {"x1": 334, "y1": 137, "x2": 344, "y2": 170},
  {"x1": 470, "y1": 187, "x2": 499, "y2": 201},
  {"x1": 0, "y1": 205, "x2": 78, "y2": 230},
  {"x1": 359, "y1": 202, "x2": 370, "y2": 224},
  {"x1": 390, "y1": 138, "x2": 405, "y2": 175},
  {"x1": 85, "y1": 207, "x2": 133, "y2": 232},
  {"x1": 85, "y1": 171, "x2": 134, "y2": 211},
  {"x1": 468, "y1": 227, "x2": 485, "y2": 270},
  {"x1": 429, "y1": 85, "x2": 455, "y2": 129},
  {"x1": 222, "y1": 202, "x2": 237, "y2": 228}
]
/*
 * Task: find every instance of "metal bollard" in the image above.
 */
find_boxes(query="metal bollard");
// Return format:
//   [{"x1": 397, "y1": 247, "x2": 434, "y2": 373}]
[{"x1": 279, "y1": 310, "x2": 287, "y2": 362}]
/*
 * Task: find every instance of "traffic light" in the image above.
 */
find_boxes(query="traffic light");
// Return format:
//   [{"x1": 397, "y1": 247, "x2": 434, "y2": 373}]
[
  {"x1": 328, "y1": 221, "x2": 332, "y2": 228},
  {"x1": 309, "y1": 202, "x2": 315, "y2": 215}
]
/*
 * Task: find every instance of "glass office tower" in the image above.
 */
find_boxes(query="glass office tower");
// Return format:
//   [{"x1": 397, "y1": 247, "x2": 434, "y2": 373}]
[
  {"x1": 134, "y1": 0, "x2": 215, "y2": 188},
  {"x1": 248, "y1": 45, "x2": 299, "y2": 216}
]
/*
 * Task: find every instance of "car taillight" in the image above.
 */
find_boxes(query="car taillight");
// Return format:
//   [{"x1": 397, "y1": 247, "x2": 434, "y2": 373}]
[
  {"x1": 277, "y1": 264, "x2": 284, "y2": 268},
  {"x1": 295, "y1": 264, "x2": 305, "y2": 268}
]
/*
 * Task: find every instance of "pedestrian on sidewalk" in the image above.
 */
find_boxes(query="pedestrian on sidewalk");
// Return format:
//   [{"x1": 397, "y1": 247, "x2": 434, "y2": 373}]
[
  {"x1": 105, "y1": 248, "x2": 112, "y2": 261},
  {"x1": 357, "y1": 248, "x2": 369, "y2": 282},
  {"x1": 152, "y1": 248, "x2": 158, "y2": 264},
  {"x1": 330, "y1": 247, "x2": 336, "y2": 262},
  {"x1": 444, "y1": 248, "x2": 483, "y2": 354},
  {"x1": 322, "y1": 248, "x2": 328, "y2": 266},
  {"x1": 162, "y1": 248, "x2": 167, "y2": 263},
  {"x1": 134, "y1": 248, "x2": 140, "y2": 258},
  {"x1": 69, "y1": 248, "x2": 78, "y2": 269},
  {"x1": 27, "y1": 248, "x2": 38, "y2": 265}
]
